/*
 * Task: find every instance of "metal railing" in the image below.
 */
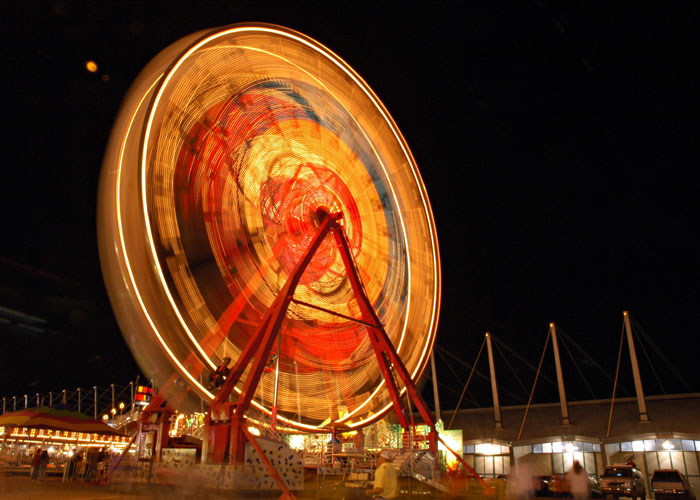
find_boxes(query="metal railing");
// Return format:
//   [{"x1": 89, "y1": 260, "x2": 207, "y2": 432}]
[{"x1": 1, "y1": 380, "x2": 149, "y2": 421}]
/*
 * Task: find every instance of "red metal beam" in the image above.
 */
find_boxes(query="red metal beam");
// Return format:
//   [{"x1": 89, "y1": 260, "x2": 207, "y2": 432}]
[
  {"x1": 204, "y1": 210, "x2": 494, "y2": 494},
  {"x1": 331, "y1": 226, "x2": 431, "y2": 446},
  {"x1": 207, "y1": 211, "x2": 342, "y2": 464}
]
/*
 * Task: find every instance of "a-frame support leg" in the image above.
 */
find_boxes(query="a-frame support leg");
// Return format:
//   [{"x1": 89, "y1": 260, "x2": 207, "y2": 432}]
[
  {"x1": 332, "y1": 226, "x2": 496, "y2": 494},
  {"x1": 204, "y1": 212, "x2": 343, "y2": 498},
  {"x1": 205, "y1": 209, "x2": 493, "y2": 496}
]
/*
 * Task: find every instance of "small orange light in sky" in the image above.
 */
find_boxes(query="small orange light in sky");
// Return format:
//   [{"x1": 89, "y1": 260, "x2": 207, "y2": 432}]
[{"x1": 86, "y1": 60, "x2": 98, "y2": 73}]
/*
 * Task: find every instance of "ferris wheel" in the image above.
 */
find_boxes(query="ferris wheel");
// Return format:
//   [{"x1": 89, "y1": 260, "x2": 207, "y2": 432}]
[{"x1": 97, "y1": 23, "x2": 441, "y2": 435}]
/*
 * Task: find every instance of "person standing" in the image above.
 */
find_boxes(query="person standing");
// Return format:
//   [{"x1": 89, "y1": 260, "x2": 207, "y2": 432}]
[
  {"x1": 566, "y1": 460, "x2": 590, "y2": 500},
  {"x1": 30, "y1": 447, "x2": 42, "y2": 481},
  {"x1": 37, "y1": 449, "x2": 50, "y2": 482},
  {"x1": 507, "y1": 462, "x2": 535, "y2": 500},
  {"x1": 64, "y1": 450, "x2": 79, "y2": 482},
  {"x1": 366, "y1": 450, "x2": 399, "y2": 499},
  {"x1": 95, "y1": 448, "x2": 106, "y2": 482},
  {"x1": 85, "y1": 447, "x2": 98, "y2": 481}
]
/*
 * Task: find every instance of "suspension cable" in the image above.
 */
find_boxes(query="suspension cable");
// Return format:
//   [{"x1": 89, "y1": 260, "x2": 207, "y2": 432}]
[
  {"x1": 492, "y1": 338, "x2": 531, "y2": 400},
  {"x1": 447, "y1": 337, "x2": 486, "y2": 430},
  {"x1": 517, "y1": 328, "x2": 551, "y2": 441},
  {"x1": 606, "y1": 322, "x2": 626, "y2": 438},
  {"x1": 435, "y1": 347, "x2": 482, "y2": 408},
  {"x1": 436, "y1": 345, "x2": 524, "y2": 403},
  {"x1": 555, "y1": 326, "x2": 624, "y2": 393},
  {"x1": 631, "y1": 317, "x2": 692, "y2": 392},
  {"x1": 630, "y1": 321, "x2": 666, "y2": 395},
  {"x1": 492, "y1": 336, "x2": 559, "y2": 390},
  {"x1": 555, "y1": 327, "x2": 598, "y2": 400}
]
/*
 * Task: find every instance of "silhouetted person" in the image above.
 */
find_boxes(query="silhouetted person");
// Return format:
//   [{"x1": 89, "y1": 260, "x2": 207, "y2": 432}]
[
  {"x1": 37, "y1": 450, "x2": 49, "y2": 482},
  {"x1": 566, "y1": 460, "x2": 589, "y2": 500},
  {"x1": 507, "y1": 462, "x2": 535, "y2": 500},
  {"x1": 209, "y1": 357, "x2": 231, "y2": 388},
  {"x1": 65, "y1": 450, "x2": 82, "y2": 482},
  {"x1": 30, "y1": 448, "x2": 42, "y2": 481}
]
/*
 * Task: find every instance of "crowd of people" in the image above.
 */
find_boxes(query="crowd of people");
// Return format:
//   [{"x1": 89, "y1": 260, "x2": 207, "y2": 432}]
[
  {"x1": 28, "y1": 446, "x2": 112, "y2": 483},
  {"x1": 29, "y1": 448, "x2": 49, "y2": 481}
]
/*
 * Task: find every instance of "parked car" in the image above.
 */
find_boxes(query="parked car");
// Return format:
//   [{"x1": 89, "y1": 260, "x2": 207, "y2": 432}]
[
  {"x1": 590, "y1": 475, "x2": 605, "y2": 498},
  {"x1": 651, "y1": 469, "x2": 696, "y2": 500},
  {"x1": 533, "y1": 474, "x2": 569, "y2": 497},
  {"x1": 600, "y1": 464, "x2": 646, "y2": 500},
  {"x1": 533, "y1": 475, "x2": 555, "y2": 496}
]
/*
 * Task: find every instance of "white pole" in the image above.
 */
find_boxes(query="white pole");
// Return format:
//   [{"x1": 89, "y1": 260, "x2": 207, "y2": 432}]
[
  {"x1": 623, "y1": 311, "x2": 649, "y2": 421},
  {"x1": 430, "y1": 350, "x2": 442, "y2": 423},
  {"x1": 485, "y1": 333, "x2": 503, "y2": 428},
  {"x1": 272, "y1": 335, "x2": 281, "y2": 429},
  {"x1": 294, "y1": 361, "x2": 302, "y2": 421},
  {"x1": 550, "y1": 323, "x2": 571, "y2": 425}
]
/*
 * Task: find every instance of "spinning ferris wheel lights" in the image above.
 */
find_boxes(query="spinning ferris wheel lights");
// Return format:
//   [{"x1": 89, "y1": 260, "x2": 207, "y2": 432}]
[{"x1": 99, "y1": 23, "x2": 441, "y2": 432}]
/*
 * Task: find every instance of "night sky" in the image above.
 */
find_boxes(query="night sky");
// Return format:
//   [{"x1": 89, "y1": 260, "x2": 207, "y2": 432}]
[{"x1": 2, "y1": 2, "x2": 699, "y2": 411}]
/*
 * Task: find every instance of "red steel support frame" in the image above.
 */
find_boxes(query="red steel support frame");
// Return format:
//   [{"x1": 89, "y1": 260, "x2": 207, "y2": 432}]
[{"x1": 205, "y1": 209, "x2": 494, "y2": 495}]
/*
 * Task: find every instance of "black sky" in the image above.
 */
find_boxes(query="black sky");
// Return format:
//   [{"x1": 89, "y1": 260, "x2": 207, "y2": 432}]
[{"x1": 2, "y1": 1, "x2": 699, "y2": 410}]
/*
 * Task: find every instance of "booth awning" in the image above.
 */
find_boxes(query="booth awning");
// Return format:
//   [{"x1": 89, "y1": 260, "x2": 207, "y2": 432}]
[{"x1": 0, "y1": 406, "x2": 121, "y2": 435}]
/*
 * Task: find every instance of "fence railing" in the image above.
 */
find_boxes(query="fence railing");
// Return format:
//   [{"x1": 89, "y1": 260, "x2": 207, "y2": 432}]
[{"x1": 1, "y1": 380, "x2": 151, "y2": 421}]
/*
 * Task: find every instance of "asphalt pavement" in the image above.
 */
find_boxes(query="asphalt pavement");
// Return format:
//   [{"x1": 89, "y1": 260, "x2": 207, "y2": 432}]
[{"x1": 0, "y1": 465, "x2": 286, "y2": 500}]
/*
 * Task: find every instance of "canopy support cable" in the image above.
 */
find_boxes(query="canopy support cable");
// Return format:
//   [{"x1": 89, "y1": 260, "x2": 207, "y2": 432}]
[
  {"x1": 517, "y1": 328, "x2": 551, "y2": 441},
  {"x1": 555, "y1": 329, "x2": 597, "y2": 400},
  {"x1": 447, "y1": 337, "x2": 486, "y2": 430},
  {"x1": 435, "y1": 348, "x2": 482, "y2": 409},
  {"x1": 492, "y1": 337, "x2": 532, "y2": 400},
  {"x1": 606, "y1": 323, "x2": 626, "y2": 438},
  {"x1": 632, "y1": 317, "x2": 692, "y2": 392}
]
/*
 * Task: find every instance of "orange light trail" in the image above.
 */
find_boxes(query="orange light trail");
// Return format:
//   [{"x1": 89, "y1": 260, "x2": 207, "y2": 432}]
[{"x1": 100, "y1": 23, "x2": 440, "y2": 430}]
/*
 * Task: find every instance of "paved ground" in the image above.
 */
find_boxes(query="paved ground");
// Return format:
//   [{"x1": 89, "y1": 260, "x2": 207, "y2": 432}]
[{"x1": 0, "y1": 466, "x2": 290, "y2": 500}]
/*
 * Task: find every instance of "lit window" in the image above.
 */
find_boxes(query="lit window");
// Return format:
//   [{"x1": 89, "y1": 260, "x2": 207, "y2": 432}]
[
  {"x1": 632, "y1": 441, "x2": 644, "y2": 452},
  {"x1": 621, "y1": 442, "x2": 633, "y2": 452},
  {"x1": 543, "y1": 442, "x2": 552, "y2": 453},
  {"x1": 666, "y1": 439, "x2": 682, "y2": 451},
  {"x1": 533, "y1": 444, "x2": 543, "y2": 454},
  {"x1": 644, "y1": 440, "x2": 656, "y2": 451},
  {"x1": 475, "y1": 443, "x2": 501, "y2": 455},
  {"x1": 552, "y1": 442, "x2": 563, "y2": 453},
  {"x1": 681, "y1": 440, "x2": 695, "y2": 451}
]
